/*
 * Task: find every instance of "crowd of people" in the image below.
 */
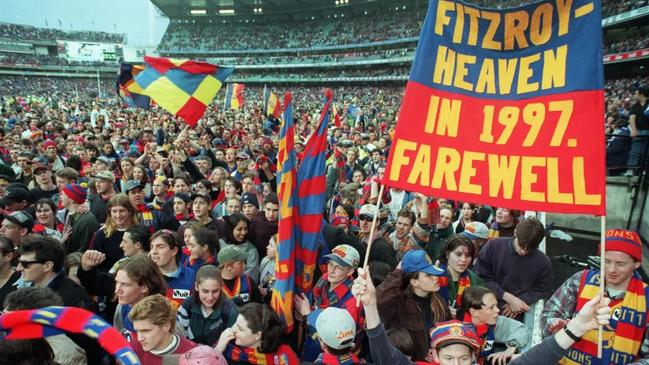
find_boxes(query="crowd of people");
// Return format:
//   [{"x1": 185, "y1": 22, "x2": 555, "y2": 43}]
[
  {"x1": 0, "y1": 63, "x2": 647, "y2": 364},
  {"x1": 0, "y1": 23, "x2": 124, "y2": 43},
  {"x1": 158, "y1": 11, "x2": 424, "y2": 51},
  {"x1": 0, "y1": 52, "x2": 117, "y2": 68}
]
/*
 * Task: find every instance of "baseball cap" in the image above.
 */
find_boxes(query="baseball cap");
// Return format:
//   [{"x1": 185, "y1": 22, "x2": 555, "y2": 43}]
[
  {"x1": 178, "y1": 345, "x2": 227, "y2": 365},
  {"x1": 401, "y1": 250, "x2": 444, "y2": 276},
  {"x1": 92, "y1": 171, "x2": 116, "y2": 183},
  {"x1": 217, "y1": 245, "x2": 247, "y2": 264},
  {"x1": 3, "y1": 188, "x2": 32, "y2": 204},
  {"x1": 358, "y1": 204, "x2": 377, "y2": 220},
  {"x1": 430, "y1": 320, "x2": 480, "y2": 352},
  {"x1": 339, "y1": 140, "x2": 353, "y2": 148},
  {"x1": 1, "y1": 210, "x2": 35, "y2": 231},
  {"x1": 311, "y1": 307, "x2": 356, "y2": 350},
  {"x1": 95, "y1": 156, "x2": 112, "y2": 166},
  {"x1": 124, "y1": 180, "x2": 145, "y2": 193},
  {"x1": 323, "y1": 244, "x2": 360, "y2": 269},
  {"x1": 462, "y1": 222, "x2": 489, "y2": 240},
  {"x1": 241, "y1": 193, "x2": 259, "y2": 209},
  {"x1": 236, "y1": 151, "x2": 250, "y2": 160},
  {"x1": 32, "y1": 156, "x2": 50, "y2": 173}
]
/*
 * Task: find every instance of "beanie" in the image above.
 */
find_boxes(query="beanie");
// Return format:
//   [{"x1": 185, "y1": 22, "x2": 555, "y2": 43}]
[
  {"x1": 63, "y1": 183, "x2": 88, "y2": 204},
  {"x1": 603, "y1": 229, "x2": 642, "y2": 262}
]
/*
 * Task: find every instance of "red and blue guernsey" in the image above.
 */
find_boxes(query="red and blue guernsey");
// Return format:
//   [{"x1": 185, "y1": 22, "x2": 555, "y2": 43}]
[{"x1": 165, "y1": 265, "x2": 196, "y2": 309}]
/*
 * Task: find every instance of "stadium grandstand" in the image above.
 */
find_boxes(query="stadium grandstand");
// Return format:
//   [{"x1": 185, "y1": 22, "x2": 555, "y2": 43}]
[{"x1": 2, "y1": 0, "x2": 649, "y2": 364}]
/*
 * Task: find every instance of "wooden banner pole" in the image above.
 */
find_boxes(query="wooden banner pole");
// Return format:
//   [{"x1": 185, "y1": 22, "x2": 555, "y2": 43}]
[{"x1": 356, "y1": 183, "x2": 385, "y2": 307}]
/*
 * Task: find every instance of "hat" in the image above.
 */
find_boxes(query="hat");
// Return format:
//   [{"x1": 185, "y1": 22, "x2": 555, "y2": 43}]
[
  {"x1": 241, "y1": 193, "x2": 259, "y2": 209},
  {"x1": 174, "y1": 192, "x2": 192, "y2": 203},
  {"x1": 324, "y1": 244, "x2": 360, "y2": 269},
  {"x1": 63, "y1": 183, "x2": 88, "y2": 204},
  {"x1": 430, "y1": 320, "x2": 480, "y2": 352},
  {"x1": 1, "y1": 210, "x2": 34, "y2": 231},
  {"x1": 401, "y1": 250, "x2": 444, "y2": 276},
  {"x1": 96, "y1": 156, "x2": 112, "y2": 166},
  {"x1": 217, "y1": 245, "x2": 247, "y2": 264},
  {"x1": 92, "y1": 170, "x2": 116, "y2": 183},
  {"x1": 462, "y1": 222, "x2": 489, "y2": 240},
  {"x1": 178, "y1": 345, "x2": 227, "y2": 365},
  {"x1": 42, "y1": 140, "x2": 57, "y2": 150},
  {"x1": 358, "y1": 204, "x2": 377, "y2": 219},
  {"x1": 124, "y1": 180, "x2": 145, "y2": 193},
  {"x1": 312, "y1": 307, "x2": 356, "y2": 350},
  {"x1": 603, "y1": 229, "x2": 643, "y2": 262},
  {"x1": 339, "y1": 140, "x2": 353, "y2": 148},
  {"x1": 236, "y1": 151, "x2": 250, "y2": 160},
  {"x1": 3, "y1": 188, "x2": 32, "y2": 204},
  {"x1": 155, "y1": 176, "x2": 170, "y2": 185},
  {"x1": 32, "y1": 156, "x2": 50, "y2": 173}
]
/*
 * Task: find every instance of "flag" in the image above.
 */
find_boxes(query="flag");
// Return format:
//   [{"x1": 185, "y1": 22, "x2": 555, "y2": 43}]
[
  {"x1": 263, "y1": 86, "x2": 282, "y2": 118},
  {"x1": 134, "y1": 56, "x2": 233, "y2": 127},
  {"x1": 271, "y1": 92, "x2": 299, "y2": 332},
  {"x1": 116, "y1": 63, "x2": 150, "y2": 109},
  {"x1": 347, "y1": 104, "x2": 359, "y2": 119},
  {"x1": 225, "y1": 83, "x2": 245, "y2": 110},
  {"x1": 295, "y1": 89, "x2": 333, "y2": 293}
]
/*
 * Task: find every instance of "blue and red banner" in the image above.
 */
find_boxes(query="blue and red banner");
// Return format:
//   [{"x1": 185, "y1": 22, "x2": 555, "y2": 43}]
[
  {"x1": 386, "y1": 0, "x2": 605, "y2": 215},
  {"x1": 225, "y1": 83, "x2": 245, "y2": 110}
]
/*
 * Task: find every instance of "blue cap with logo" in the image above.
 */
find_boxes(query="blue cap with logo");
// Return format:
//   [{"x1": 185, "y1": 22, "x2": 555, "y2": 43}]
[{"x1": 401, "y1": 250, "x2": 444, "y2": 276}]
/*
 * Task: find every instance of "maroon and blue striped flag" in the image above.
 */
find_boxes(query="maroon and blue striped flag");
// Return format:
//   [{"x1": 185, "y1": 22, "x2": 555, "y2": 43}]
[
  {"x1": 295, "y1": 89, "x2": 333, "y2": 293},
  {"x1": 271, "y1": 92, "x2": 299, "y2": 332}
]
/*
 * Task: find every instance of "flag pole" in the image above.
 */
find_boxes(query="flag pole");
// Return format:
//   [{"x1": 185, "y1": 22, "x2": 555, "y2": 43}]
[
  {"x1": 598, "y1": 214, "x2": 605, "y2": 358},
  {"x1": 356, "y1": 183, "x2": 385, "y2": 307}
]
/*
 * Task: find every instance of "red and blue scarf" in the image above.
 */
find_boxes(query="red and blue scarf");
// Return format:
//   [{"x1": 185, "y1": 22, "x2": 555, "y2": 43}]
[{"x1": 225, "y1": 343, "x2": 299, "y2": 365}]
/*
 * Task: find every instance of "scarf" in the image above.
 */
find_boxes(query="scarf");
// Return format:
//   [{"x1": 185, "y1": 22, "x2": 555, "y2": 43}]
[
  {"x1": 320, "y1": 352, "x2": 360, "y2": 365},
  {"x1": 559, "y1": 270, "x2": 648, "y2": 365},
  {"x1": 463, "y1": 313, "x2": 495, "y2": 363},
  {"x1": 222, "y1": 275, "x2": 252, "y2": 304},
  {"x1": 225, "y1": 343, "x2": 299, "y2": 365},
  {"x1": 437, "y1": 264, "x2": 472, "y2": 308},
  {"x1": 313, "y1": 274, "x2": 354, "y2": 309}
]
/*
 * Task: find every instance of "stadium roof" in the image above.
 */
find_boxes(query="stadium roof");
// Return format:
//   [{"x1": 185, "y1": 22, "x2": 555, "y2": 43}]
[{"x1": 152, "y1": 0, "x2": 427, "y2": 20}]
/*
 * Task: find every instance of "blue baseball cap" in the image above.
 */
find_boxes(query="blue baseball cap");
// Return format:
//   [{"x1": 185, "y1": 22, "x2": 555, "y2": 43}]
[{"x1": 401, "y1": 250, "x2": 445, "y2": 276}]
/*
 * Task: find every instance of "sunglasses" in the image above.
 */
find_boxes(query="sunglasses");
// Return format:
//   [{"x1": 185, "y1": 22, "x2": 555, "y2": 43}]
[
  {"x1": 19, "y1": 260, "x2": 47, "y2": 269},
  {"x1": 358, "y1": 214, "x2": 374, "y2": 222}
]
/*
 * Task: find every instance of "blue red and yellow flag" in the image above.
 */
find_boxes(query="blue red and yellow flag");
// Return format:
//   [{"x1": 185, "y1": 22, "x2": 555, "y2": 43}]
[
  {"x1": 225, "y1": 83, "x2": 245, "y2": 110},
  {"x1": 271, "y1": 92, "x2": 299, "y2": 332},
  {"x1": 134, "y1": 56, "x2": 233, "y2": 127},
  {"x1": 116, "y1": 63, "x2": 150, "y2": 109},
  {"x1": 263, "y1": 85, "x2": 282, "y2": 118}
]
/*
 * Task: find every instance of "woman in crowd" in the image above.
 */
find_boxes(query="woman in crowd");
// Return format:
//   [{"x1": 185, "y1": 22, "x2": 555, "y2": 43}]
[
  {"x1": 376, "y1": 249, "x2": 451, "y2": 361},
  {"x1": 33, "y1": 198, "x2": 63, "y2": 240},
  {"x1": 117, "y1": 158, "x2": 135, "y2": 193},
  {"x1": 452, "y1": 202, "x2": 475, "y2": 234},
  {"x1": 132, "y1": 163, "x2": 152, "y2": 197},
  {"x1": 436, "y1": 237, "x2": 485, "y2": 317},
  {"x1": 191, "y1": 194, "x2": 220, "y2": 231},
  {"x1": 458, "y1": 286, "x2": 529, "y2": 365},
  {"x1": 213, "y1": 177, "x2": 242, "y2": 218},
  {"x1": 182, "y1": 226, "x2": 219, "y2": 271},
  {"x1": 177, "y1": 265, "x2": 239, "y2": 346},
  {"x1": 91, "y1": 193, "x2": 139, "y2": 272},
  {"x1": 219, "y1": 213, "x2": 259, "y2": 281},
  {"x1": 258, "y1": 234, "x2": 277, "y2": 301},
  {"x1": 215, "y1": 303, "x2": 299, "y2": 365}
]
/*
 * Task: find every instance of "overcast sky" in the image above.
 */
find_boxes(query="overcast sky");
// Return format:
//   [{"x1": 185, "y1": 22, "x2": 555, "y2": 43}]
[{"x1": 0, "y1": 0, "x2": 169, "y2": 46}]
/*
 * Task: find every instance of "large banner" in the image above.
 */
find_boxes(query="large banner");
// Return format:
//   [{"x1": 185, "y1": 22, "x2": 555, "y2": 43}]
[{"x1": 386, "y1": 0, "x2": 605, "y2": 215}]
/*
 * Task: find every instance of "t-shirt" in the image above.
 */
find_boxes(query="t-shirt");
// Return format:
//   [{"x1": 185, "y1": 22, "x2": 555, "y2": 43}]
[{"x1": 631, "y1": 101, "x2": 649, "y2": 130}]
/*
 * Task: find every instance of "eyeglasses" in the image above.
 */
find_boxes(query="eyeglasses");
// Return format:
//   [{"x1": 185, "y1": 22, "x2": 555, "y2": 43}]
[
  {"x1": 18, "y1": 260, "x2": 47, "y2": 269},
  {"x1": 358, "y1": 214, "x2": 374, "y2": 222}
]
